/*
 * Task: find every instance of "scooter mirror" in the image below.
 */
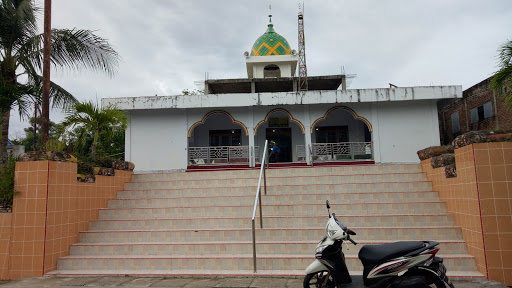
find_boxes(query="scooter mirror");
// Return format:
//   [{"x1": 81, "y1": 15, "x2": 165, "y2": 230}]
[{"x1": 326, "y1": 200, "x2": 330, "y2": 209}]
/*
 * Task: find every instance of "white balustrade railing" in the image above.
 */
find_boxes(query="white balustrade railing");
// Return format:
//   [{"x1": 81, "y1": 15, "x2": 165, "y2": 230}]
[
  {"x1": 297, "y1": 142, "x2": 373, "y2": 162},
  {"x1": 188, "y1": 146, "x2": 259, "y2": 165}
]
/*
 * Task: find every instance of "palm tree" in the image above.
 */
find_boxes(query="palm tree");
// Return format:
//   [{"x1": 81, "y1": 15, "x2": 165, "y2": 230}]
[
  {"x1": 490, "y1": 39, "x2": 512, "y2": 108},
  {"x1": 0, "y1": 0, "x2": 119, "y2": 161},
  {"x1": 61, "y1": 101, "x2": 128, "y2": 161}
]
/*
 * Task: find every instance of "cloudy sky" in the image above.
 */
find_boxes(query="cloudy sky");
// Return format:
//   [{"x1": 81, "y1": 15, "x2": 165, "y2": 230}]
[{"x1": 8, "y1": 0, "x2": 512, "y2": 139}]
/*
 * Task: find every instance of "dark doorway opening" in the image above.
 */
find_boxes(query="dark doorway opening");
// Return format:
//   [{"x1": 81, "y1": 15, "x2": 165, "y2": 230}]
[
  {"x1": 266, "y1": 128, "x2": 292, "y2": 162},
  {"x1": 315, "y1": 126, "x2": 348, "y2": 143}
]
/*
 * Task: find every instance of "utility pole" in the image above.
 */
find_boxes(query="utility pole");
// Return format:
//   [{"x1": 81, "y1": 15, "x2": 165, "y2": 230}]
[
  {"x1": 41, "y1": 0, "x2": 52, "y2": 150},
  {"x1": 298, "y1": 4, "x2": 308, "y2": 91}
]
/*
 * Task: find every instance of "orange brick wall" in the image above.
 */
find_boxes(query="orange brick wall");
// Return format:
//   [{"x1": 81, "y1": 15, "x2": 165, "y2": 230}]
[
  {"x1": 0, "y1": 213, "x2": 12, "y2": 280},
  {"x1": 472, "y1": 143, "x2": 512, "y2": 285},
  {"x1": 2, "y1": 160, "x2": 132, "y2": 279},
  {"x1": 421, "y1": 145, "x2": 486, "y2": 275},
  {"x1": 421, "y1": 143, "x2": 512, "y2": 285},
  {"x1": 9, "y1": 161, "x2": 48, "y2": 279}
]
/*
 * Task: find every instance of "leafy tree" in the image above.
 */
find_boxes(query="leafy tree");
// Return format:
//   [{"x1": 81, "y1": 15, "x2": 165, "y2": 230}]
[
  {"x1": 0, "y1": 0, "x2": 119, "y2": 161},
  {"x1": 61, "y1": 101, "x2": 128, "y2": 161},
  {"x1": 490, "y1": 39, "x2": 512, "y2": 108},
  {"x1": 12, "y1": 117, "x2": 56, "y2": 151},
  {"x1": 96, "y1": 128, "x2": 125, "y2": 160},
  {"x1": 182, "y1": 89, "x2": 205, "y2": 96}
]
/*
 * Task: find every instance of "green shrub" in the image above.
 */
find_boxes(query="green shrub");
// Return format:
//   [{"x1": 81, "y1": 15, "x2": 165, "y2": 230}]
[{"x1": 0, "y1": 156, "x2": 19, "y2": 210}]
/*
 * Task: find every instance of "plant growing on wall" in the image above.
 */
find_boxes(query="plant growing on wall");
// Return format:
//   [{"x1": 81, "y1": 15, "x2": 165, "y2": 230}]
[
  {"x1": 0, "y1": 156, "x2": 18, "y2": 211},
  {"x1": 61, "y1": 101, "x2": 128, "y2": 161},
  {"x1": 490, "y1": 39, "x2": 512, "y2": 108}
]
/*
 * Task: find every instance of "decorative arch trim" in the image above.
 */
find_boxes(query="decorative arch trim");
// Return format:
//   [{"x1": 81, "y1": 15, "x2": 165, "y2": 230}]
[
  {"x1": 187, "y1": 110, "x2": 249, "y2": 137},
  {"x1": 254, "y1": 108, "x2": 305, "y2": 136},
  {"x1": 310, "y1": 106, "x2": 373, "y2": 134}
]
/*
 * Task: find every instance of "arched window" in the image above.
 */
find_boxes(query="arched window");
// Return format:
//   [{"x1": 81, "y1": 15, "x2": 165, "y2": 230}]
[{"x1": 264, "y1": 64, "x2": 281, "y2": 78}]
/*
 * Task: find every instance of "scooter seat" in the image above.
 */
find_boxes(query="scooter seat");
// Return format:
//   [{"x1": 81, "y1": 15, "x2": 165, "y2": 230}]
[{"x1": 358, "y1": 241, "x2": 425, "y2": 267}]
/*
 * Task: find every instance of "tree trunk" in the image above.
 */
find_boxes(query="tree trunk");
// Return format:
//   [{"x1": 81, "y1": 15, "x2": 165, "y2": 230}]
[
  {"x1": 91, "y1": 130, "x2": 99, "y2": 161},
  {"x1": 41, "y1": 0, "x2": 52, "y2": 151},
  {"x1": 0, "y1": 111, "x2": 11, "y2": 162},
  {"x1": 34, "y1": 103, "x2": 38, "y2": 151}
]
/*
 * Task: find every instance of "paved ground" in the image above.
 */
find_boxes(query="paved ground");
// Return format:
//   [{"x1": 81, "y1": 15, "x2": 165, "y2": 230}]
[{"x1": 0, "y1": 276, "x2": 509, "y2": 288}]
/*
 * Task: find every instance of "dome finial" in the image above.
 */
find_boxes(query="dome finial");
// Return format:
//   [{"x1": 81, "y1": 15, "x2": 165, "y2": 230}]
[{"x1": 268, "y1": 4, "x2": 272, "y2": 23}]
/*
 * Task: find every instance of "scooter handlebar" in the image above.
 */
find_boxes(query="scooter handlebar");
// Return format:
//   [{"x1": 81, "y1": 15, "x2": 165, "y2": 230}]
[{"x1": 348, "y1": 237, "x2": 357, "y2": 245}]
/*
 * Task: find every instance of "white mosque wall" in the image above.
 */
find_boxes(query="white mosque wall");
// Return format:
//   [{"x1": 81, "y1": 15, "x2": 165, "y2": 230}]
[
  {"x1": 122, "y1": 101, "x2": 441, "y2": 172},
  {"x1": 372, "y1": 100, "x2": 440, "y2": 163},
  {"x1": 125, "y1": 109, "x2": 188, "y2": 172}
]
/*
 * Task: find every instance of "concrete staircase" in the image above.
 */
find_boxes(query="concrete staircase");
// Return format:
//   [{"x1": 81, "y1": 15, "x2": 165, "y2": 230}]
[{"x1": 50, "y1": 164, "x2": 483, "y2": 278}]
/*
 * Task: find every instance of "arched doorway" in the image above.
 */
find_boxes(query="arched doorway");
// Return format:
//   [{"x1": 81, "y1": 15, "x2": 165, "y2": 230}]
[
  {"x1": 254, "y1": 109, "x2": 305, "y2": 163},
  {"x1": 188, "y1": 111, "x2": 249, "y2": 165},
  {"x1": 311, "y1": 107, "x2": 373, "y2": 161},
  {"x1": 264, "y1": 64, "x2": 281, "y2": 78}
]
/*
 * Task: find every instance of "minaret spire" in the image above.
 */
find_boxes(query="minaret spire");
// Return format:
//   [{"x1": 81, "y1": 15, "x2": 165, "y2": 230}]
[{"x1": 268, "y1": 4, "x2": 272, "y2": 24}]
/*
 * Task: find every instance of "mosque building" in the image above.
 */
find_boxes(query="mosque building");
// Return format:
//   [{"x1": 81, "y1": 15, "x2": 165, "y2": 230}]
[{"x1": 103, "y1": 15, "x2": 461, "y2": 173}]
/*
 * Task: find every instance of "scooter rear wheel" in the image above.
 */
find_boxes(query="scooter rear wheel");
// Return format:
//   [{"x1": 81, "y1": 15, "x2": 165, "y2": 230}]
[
  {"x1": 304, "y1": 271, "x2": 336, "y2": 288},
  {"x1": 404, "y1": 270, "x2": 453, "y2": 288}
]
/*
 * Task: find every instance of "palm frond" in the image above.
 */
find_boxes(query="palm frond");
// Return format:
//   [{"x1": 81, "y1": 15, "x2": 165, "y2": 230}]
[
  {"x1": 29, "y1": 74, "x2": 78, "y2": 110},
  {"x1": 0, "y1": 78, "x2": 35, "y2": 116},
  {"x1": 490, "y1": 39, "x2": 512, "y2": 111},
  {"x1": 49, "y1": 29, "x2": 120, "y2": 76},
  {"x1": 0, "y1": 0, "x2": 38, "y2": 52},
  {"x1": 498, "y1": 39, "x2": 512, "y2": 69}
]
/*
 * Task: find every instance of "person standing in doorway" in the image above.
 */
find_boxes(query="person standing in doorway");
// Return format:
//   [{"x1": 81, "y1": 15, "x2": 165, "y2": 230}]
[{"x1": 269, "y1": 140, "x2": 280, "y2": 163}]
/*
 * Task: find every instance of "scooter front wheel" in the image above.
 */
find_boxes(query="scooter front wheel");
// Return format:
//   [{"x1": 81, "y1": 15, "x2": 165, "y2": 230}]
[{"x1": 304, "y1": 271, "x2": 336, "y2": 288}]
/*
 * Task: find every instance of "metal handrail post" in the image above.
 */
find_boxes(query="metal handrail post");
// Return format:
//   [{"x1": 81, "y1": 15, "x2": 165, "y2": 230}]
[
  {"x1": 263, "y1": 157, "x2": 267, "y2": 196},
  {"x1": 252, "y1": 219, "x2": 257, "y2": 272},
  {"x1": 258, "y1": 188, "x2": 263, "y2": 228}
]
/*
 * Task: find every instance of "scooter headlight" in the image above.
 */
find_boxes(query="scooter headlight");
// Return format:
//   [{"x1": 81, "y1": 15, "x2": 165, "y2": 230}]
[{"x1": 315, "y1": 245, "x2": 328, "y2": 254}]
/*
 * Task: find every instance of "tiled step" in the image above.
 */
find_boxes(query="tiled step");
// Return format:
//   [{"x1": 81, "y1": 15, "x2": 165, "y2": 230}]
[
  {"x1": 69, "y1": 241, "x2": 468, "y2": 256},
  {"x1": 107, "y1": 191, "x2": 441, "y2": 208},
  {"x1": 78, "y1": 227, "x2": 463, "y2": 243},
  {"x1": 47, "y1": 269, "x2": 485, "y2": 278},
  {"x1": 131, "y1": 164, "x2": 424, "y2": 182},
  {"x1": 98, "y1": 202, "x2": 447, "y2": 219},
  {"x1": 56, "y1": 254, "x2": 477, "y2": 273},
  {"x1": 118, "y1": 182, "x2": 433, "y2": 197},
  {"x1": 89, "y1": 215, "x2": 455, "y2": 230},
  {"x1": 124, "y1": 173, "x2": 428, "y2": 190}
]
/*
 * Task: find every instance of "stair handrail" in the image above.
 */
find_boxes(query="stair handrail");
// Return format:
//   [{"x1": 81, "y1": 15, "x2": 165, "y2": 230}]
[{"x1": 251, "y1": 139, "x2": 268, "y2": 273}]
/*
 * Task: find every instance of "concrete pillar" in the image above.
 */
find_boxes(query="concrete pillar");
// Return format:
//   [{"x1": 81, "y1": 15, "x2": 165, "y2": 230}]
[
  {"x1": 204, "y1": 81, "x2": 210, "y2": 95},
  {"x1": 248, "y1": 109, "x2": 256, "y2": 167},
  {"x1": 303, "y1": 105, "x2": 313, "y2": 165},
  {"x1": 370, "y1": 103, "x2": 381, "y2": 163},
  {"x1": 125, "y1": 113, "x2": 131, "y2": 162},
  {"x1": 251, "y1": 80, "x2": 256, "y2": 93}
]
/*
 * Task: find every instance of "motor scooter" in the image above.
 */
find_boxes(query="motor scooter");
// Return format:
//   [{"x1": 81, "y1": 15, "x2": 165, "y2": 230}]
[{"x1": 304, "y1": 200, "x2": 454, "y2": 288}]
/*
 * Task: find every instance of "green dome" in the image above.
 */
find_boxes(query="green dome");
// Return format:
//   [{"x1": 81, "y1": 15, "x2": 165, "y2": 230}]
[{"x1": 251, "y1": 24, "x2": 291, "y2": 56}]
